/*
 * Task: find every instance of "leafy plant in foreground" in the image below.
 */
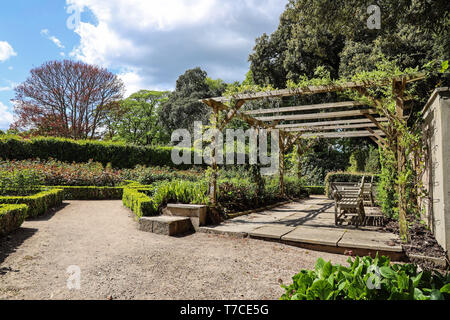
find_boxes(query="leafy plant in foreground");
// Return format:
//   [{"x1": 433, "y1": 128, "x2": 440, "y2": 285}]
[{"x1": 281, "y1": 255, "x2": 450, "y2": 300}]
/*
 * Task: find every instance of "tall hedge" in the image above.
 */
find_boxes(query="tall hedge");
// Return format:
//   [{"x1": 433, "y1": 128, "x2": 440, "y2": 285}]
[{"x1": 0, "y1": 135, "x2": 195, "y2": 169}]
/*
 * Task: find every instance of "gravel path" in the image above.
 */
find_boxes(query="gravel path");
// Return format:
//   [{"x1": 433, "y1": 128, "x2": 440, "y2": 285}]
[{"x1": 0, "y1": 201, "x2": 348, "y2": 300}]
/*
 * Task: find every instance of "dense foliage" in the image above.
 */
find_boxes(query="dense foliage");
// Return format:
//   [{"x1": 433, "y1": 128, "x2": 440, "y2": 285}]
[
  {"x1": 157, "y1": 68, "x2": 227, "y2": 135},
  {"x1": 281, "y1": 256, "x2": 450, "y2": 300},
  {"x1": 0, "y1": 169, "x2": 43, "y2": 196},
  {"x1": 0, "y1": 159, "x2": 203, "y2": 187},
  {"x1": 0, "y1": 188, "x2": 63, "y2": 218},
  {"x1": 0, "y1": 135, "x2": 193, "y2": 169},
  {"x1": 12, "y1": 60, "x2": 124, "y2": 139},
  {"x1": 123, "y1": 180, "x2": 208, "y2": 218},
  {"x1": 104, "y1": 90, "x2": 170, "y2": 145},
  {"x1": 0, "y1": 204, "x2": 28, "y2": 236}
]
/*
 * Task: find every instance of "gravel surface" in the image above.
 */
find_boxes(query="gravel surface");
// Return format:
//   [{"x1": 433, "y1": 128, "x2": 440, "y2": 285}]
[{"x1": 0, "y1": 201, "x2": 348, "y2": 300}]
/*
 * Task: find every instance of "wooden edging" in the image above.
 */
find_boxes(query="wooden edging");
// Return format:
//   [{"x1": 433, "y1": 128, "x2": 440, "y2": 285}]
[{"x1": 226, "y1": 200, "x2": 298, "y2": 219}]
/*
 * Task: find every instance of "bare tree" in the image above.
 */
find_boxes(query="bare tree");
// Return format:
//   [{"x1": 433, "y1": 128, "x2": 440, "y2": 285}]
[{"x1": 12, "y1": 60, "x2": 125, "y2": 139}]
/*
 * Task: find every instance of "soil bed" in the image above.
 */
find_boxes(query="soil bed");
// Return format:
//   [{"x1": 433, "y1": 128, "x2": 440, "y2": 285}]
[{"x1": 380, "y1": 217, "x2": 449, "y2": 270}]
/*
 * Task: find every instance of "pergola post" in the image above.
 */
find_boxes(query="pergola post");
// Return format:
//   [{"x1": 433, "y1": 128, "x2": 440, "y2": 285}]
[
  {"x1": 296, "y1": 142, "x2": 302, "y2": 181},
  {"x1": 394, "y1": 79, "x2": 409, "y2": 242},
  {"x1": 209, "y1": 105, "x2": 219, "y2": 207},
  {"x1": 278, "y1": 132, "x2": 285, "y2": 196}
]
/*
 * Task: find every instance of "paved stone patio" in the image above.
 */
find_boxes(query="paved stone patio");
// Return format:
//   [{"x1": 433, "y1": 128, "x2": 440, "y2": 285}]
[{"x1": 200, "y1": 196, "x2": 403, "y2": 256}]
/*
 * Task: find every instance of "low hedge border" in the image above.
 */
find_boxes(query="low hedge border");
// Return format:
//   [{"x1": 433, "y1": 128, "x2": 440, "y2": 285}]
[
  {"x1": 0, "y1": 204, "x2": 28, "y2": 236},
  {"x1": 324, "y1": 172, "x2": 380, "y2": 198},
  {"x1": 0, "y1": 189, "x2": 63, "y2": 218},
  {"x1": 46, "y1": 186, "x2": 124, "y2": 200},
  {"x1": 122, "y1": 187, "x2": 155, "y2": 219}
]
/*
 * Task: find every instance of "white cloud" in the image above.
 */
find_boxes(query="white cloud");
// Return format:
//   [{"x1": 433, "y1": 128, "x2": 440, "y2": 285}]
[
  {"x1": 0, "y1": 41, "x2": 17, "y2": 62},
  {"x1": 0, "y1": 80, "x2": 17, "y2": 92},
  {"x1": 0, "y1": 102, "x2": 14, "y2": 130},
  {"x1": 41, "y1": 29, "x2": 65, "y2": 49},
  {"x1": 66, "y1": 0, "x2": 286, "y2": 92}
]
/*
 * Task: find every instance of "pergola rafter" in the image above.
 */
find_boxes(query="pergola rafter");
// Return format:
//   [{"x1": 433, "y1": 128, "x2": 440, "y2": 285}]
[{"x1": 200, "y1": 73, "x2": 425, "y2": 217}]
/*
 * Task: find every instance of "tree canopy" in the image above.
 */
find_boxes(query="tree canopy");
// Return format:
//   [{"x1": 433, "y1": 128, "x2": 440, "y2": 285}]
[
  {"x1": 157, "y1": 68, "x2": 227, "y2": 135},
  {"x1": 249, "y1": 0, "x2": 449, "y2": 88},
  {"x1": 12, "y1": 60, "x2": 125, "y2": 139},
  {"x1": 106, "y1": 90, "x2": 170, "y2": 145}
]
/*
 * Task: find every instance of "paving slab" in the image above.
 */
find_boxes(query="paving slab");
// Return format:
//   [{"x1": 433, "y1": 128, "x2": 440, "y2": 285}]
[
  {"x1": 281, "y1": 226, "x2": 346, "y2": 246},
  {"x1": 198, "y1": 221, "x2": 261, "y2": 236},
  {"x1": 337, "y1": 229, "x2": 402, "y2": 252},
  {"x1": 249, "y1": 225, "x2": 296, "y2": 239}
]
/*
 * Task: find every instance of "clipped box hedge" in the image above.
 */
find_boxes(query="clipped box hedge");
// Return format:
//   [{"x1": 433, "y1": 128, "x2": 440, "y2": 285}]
[
  {"x1": 122, "y1": 187, "x2": 155, "y2": 219},
  {"x1": 324, "y1": 172, "x2": 380, "y2": 198},
  {"x1": 0, "y1": 189, "x2": 63, "y2": 218},
  {"x1": 0, "y1": 204, "x2": 28, "y2": 236},
  {"x1": 47, "y1": 186, "x2": 124, "y2": 200},
  {"x1": 0, "y1": 135, "x2": 196, "y2": 169}
]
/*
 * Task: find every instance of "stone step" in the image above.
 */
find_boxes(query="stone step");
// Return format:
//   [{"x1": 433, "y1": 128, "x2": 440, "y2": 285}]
[
  {"x1": 163, "y1": 204, "x2": 207, "y2": 231},
  {"x1": 138, "y1": 216, "x2": 193, "y2": 236}
]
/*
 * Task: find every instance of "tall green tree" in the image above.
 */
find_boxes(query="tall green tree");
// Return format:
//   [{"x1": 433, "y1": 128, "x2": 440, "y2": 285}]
[
  {"x1": 157, "y1": 68, "x2": 227, "y2": 135},
  {"x1": 108, "y1": 90, "x2": 169, "y2": 145},
  {"x1": 249, "y1": 0, "x2": 449, "y2": 88}
]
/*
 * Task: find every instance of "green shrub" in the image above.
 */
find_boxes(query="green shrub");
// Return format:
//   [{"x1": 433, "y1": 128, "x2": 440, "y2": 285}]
[
  {"x1": 303, "y1": 186, "x2": 325, "y2": 195},
  {"x1": 47, "y1": 186, "x2": 124, "y2": 200},
  {"x1": 0, "y1": 159, "x2": 205, "y2": 187},
  {"x1": 284, "y1": 175, "x2": 306, "y2": 198},
  {"x1": 0, "y1": 189, "x2": 63, "y2": 218},
  {"x1": 218, "y1": 179, "x2": 261, "y2": 212},
  {"x1": 281, "y1": 256, "x2": 450, "y2": 300},
  {"x1": 151, "y1": 180, "x2": 208, "y2": 213},
  {"x1": 125, "y1": 165, "x2": 203, "y2": 185},
  {"x1": 123, "y1": 180, "x2": 208, "y2": 219},
  {"x1": 324, "y1": 172, "x2": 380, "y2": 197},
  {"x1": 122, "y1": 187, "x2": 155, "y2": 219},
  {"x1": 0, "y1": 135, "x2": 196, "y2": 169},
  {"x1": 0, "y1": 204, "x2": 28, "y2": 236},
  {"x1": 0, "y1": 169, "x2": 44, "y2": 196}
]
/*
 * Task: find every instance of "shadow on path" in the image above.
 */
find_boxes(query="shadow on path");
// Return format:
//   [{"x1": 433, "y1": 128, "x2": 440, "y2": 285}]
[{"x1": 0, "y1": 227, "x2": 38, "y2": 267}]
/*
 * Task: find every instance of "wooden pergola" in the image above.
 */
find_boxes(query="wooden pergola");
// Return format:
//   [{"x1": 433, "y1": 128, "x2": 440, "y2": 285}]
[{"x1": 200, "y1": 73, "x2": 425, "y2": 227}]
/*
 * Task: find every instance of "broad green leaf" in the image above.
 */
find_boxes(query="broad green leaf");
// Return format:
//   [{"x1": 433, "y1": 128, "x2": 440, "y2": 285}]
[
  {"x1": 323, "y1": 261, "x2": 333, "y2": 279},
  {"x1": 308, "y1": 279, "x2": 334, "y2": 300},
  {"x1": 430, "y1": 289, "x2": 444, "y2": 300},
  {"x1": 412, "y1": 272, "x2": 423, "y2": 288},
  {"x1": 315, "y1": 258, "x2": 326, "y2": 275},
  {"x1": 380, "y1": 266, "x2": 396, "y2": 279},
  {"x1": 440, "y1": 283, "x2": 450, "y2": 294},
  {"x1": 414, "y1": 288, "x2": 429, "y2": 300}
]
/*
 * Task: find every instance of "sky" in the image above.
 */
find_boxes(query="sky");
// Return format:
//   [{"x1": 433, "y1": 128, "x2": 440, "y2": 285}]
[{"x1": 0, "y1": 0, "x2": 287, "y2": 130}]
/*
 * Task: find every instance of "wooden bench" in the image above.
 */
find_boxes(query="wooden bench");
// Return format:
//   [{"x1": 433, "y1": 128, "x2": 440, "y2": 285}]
[
  {"x1": 330, "y1": 176, "x2": 376, "y2": 207},
  {"x1": 332, "y1": 177, "x2": 366, "y2": 227}
]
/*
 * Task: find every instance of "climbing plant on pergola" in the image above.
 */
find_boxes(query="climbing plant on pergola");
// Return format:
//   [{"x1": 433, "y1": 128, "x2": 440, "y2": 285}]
[{"x1": 201, "y1": 72, "x2": 425, "y2": 241}]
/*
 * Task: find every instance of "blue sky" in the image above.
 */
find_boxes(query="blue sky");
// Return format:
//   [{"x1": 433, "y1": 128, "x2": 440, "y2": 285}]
[{"x1": 0, "y1": 0, "x2": 287, "y2": 130}]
